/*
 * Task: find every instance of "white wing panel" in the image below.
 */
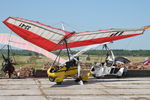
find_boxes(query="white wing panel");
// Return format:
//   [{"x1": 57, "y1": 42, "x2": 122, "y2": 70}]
[
  {"x1": 43, "y1": 31, "x2": 54, "y2": 39},
  {"x1": 51, "y1": 34, "x2": 63, "y2": 42},
  {"x1": 6, "y1": 17, "x2": 69, "y2": 44},
  {"x1": 68, "y1": 29, "x2": 144, "y2": 43},
  {"x1": 71, "y1": 36, "x2": 83, "y2": 42},
  {"x1": 37, "y1": 29, "x2": 45, "y2": 36},
  {"x1": 7, "y1": 18, "x2": 15, "y2": 24}
]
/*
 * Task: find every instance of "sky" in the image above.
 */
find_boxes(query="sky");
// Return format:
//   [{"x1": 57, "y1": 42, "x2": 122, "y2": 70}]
[{"x1": 0, "y1": 0, "x2": 150, "y2": 50}]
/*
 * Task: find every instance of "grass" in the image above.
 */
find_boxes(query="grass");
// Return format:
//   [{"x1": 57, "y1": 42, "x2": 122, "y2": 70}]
[
  {"x1": 0, "y1": 56, "x2": 52, "y2": 70},
  {"x1": 0, "y1": 55, "x2": 148, "y2": 70},
  {"x1": 80, "y1": 55, "x2": 147, "y2": 63}
]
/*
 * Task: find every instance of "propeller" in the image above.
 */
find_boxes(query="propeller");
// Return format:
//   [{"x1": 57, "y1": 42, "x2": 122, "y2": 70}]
[
  {"x1": 1, "y1": 45, "x2": 15, "y2": 78},
  {"x1": 1, "y1": 54, "x2": 7, "y2": 62}
]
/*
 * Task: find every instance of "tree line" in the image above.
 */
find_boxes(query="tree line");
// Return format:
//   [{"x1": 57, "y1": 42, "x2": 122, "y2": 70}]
[
  {"x1": 85, "y1": 49, "x2": 150, "y2": 57},
  {"x1": 0, "y1": 49, "x2": 150, "y2": 57}
]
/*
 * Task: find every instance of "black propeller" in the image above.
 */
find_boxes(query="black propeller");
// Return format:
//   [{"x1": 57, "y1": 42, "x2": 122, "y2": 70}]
[{"x1": 1, "y1": 45, "x2": 15, "y2": 78}]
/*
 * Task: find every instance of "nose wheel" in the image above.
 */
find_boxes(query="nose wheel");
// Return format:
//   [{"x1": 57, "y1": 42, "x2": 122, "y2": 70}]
[{"x1": 48, "y1": 77, "x2": 55, "y2": 82}]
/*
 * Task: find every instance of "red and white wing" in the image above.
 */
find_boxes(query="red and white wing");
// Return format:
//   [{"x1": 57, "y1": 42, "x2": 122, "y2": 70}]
[
  {"x1": 67, "y1": 28, "x2": 145, "y2": 48},
  {"x1": 3, "y1": 17, "x2": 70, "y2": 51},
  {"x1": 0, "y1": 33, "x2": 65, "y2": 64},
  {"x1": 3, "y1": 17, "x2": 147, "y2": 51}
]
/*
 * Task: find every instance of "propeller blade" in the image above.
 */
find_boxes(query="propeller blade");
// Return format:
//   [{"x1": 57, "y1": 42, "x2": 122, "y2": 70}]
[{"x1": 2, "y1": 54, "x2": 7, "y2": 62}]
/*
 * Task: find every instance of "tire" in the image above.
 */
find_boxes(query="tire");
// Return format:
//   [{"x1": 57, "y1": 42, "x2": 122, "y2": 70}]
[
  {"x1": 122, "y1": 71, "x2": 127, "y2": 77},
  {"x1": 56, "y1": 82, "x2": 62, "y2": 85},
  {"x1": 48, "y1": 77, "x2": 55, "y2": 82},
  {"x1": 95, "y1": 77, "x2": 101, "y2": 79},
  {"x1": 92, "y1": 74, "x2": 101, "y2": 79},
  {"x1": 74, "y1": 78, "x2": 81, "y2": 82}
]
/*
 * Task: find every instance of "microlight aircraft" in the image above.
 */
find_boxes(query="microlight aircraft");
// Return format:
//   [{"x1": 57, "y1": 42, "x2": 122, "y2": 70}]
[{"x1": 2, "y1": 17, "x2": 150, "y2": 84}]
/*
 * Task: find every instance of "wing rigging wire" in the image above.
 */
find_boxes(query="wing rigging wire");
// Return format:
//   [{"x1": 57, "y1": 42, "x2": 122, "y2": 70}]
[
  {"x1": 52, "y1": 21, "x2": 79, "y2": 32},
  {"x1": 52, "y1": 22, "x2": 76, "y2": 65}
]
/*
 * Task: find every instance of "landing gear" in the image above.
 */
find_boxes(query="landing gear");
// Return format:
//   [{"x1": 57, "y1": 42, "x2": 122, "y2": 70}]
[
  {"x1": 48, "y1": 77, "x2": 55, "y2": 82},
  {"x1": 56, "y1": 82, "x2": 62, "y2": 85},
  {"x1": 74, "y1": 78, "x2": 81, "y2": 82}
]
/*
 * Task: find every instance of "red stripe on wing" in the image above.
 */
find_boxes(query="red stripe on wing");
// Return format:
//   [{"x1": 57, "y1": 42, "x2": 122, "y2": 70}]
[
  {"x1": 67, "y1": 33, "x2": 143, "y2": 48},
  {"x1": 3, "y1": 21, "x2": 59, "y2": 51}
]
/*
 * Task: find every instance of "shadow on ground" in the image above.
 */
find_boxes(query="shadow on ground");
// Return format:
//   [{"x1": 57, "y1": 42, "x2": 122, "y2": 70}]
[{"x1": 50, "y1": 77, "x2": 142, "y2": 87}]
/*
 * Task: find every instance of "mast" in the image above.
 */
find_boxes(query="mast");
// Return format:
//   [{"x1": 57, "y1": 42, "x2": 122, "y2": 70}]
[
  {"x1": 61, "y1": 22, "x2": 65, "y2": 30},
  {"x1": 7, "y1": 45, "x2": 10, "y2": 59}
]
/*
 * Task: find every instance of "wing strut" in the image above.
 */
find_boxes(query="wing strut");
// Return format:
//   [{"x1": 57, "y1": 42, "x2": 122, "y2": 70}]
[{"x1": 64, "y1": 39, "x2": 71, "y2": 61}]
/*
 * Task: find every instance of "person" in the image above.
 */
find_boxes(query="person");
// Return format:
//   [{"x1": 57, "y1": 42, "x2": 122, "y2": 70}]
[{"x1": 65, "y1": 57, "x2": 79, "y2": 71}]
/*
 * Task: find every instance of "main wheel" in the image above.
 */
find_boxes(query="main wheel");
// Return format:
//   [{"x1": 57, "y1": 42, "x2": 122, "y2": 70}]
[
  {"x1": 56, "y1": 82, "x2": 62, "y2": 85},
  {"x1": 74, "y1": 78, "x2": 81, "y2": 82}
]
